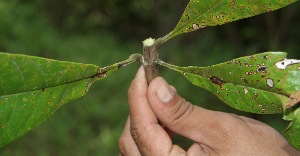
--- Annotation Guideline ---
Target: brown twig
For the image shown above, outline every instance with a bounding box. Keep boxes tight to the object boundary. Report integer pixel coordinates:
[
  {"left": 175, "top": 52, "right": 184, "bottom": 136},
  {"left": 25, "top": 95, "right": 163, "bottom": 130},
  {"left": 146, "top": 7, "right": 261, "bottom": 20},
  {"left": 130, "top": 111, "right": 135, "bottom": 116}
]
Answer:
[{"left": 142, "top": 38, "right": 160, "bottom": 84}]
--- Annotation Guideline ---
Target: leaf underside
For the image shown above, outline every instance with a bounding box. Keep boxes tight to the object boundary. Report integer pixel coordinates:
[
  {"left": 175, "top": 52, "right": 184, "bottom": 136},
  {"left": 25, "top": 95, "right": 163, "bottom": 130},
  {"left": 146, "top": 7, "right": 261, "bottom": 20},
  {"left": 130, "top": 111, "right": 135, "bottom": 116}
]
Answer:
[
  {"left": 165, "top": 0, "right": 297, "bottom": 40},
  {"left": 0, "top": 52, "right": 139, "bottom": 148},
  {"left": 158, "top": 52, "right": 300, "bottom": 149}
]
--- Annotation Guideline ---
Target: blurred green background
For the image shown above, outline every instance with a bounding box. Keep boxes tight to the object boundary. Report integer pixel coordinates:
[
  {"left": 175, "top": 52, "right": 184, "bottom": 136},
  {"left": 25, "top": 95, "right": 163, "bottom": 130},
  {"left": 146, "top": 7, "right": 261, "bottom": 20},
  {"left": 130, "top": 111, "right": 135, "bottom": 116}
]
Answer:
[{"left": 0, "top": 0, "right": 299, "bottom": 155}]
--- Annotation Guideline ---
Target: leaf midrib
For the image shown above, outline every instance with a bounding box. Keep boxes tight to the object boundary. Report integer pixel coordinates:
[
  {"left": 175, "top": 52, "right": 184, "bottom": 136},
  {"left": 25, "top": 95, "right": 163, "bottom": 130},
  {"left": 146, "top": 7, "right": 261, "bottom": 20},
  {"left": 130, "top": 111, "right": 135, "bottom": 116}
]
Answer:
[{"left": 0, "top": 75, "right": 96, "bottom": 97}]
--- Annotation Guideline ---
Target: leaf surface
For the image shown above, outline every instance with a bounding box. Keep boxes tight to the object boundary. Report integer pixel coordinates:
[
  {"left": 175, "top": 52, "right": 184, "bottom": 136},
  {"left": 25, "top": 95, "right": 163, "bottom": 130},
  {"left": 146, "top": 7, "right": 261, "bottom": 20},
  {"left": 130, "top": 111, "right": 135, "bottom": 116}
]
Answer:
[
  {"left": 0, "top": 52, "right": 98, "bottom": 95},
  {"left": 283, "top": 105, "right": 300, "bottom": 150},
  {"left": 164, "top": 0, "right": 297, "bottom": 41},
  {"left": 0, "top": 52, "right": 140, "bottom": 147},
  {"left": 158, "top": 52, "right": 300, "bottom": 114},
  {"left": 0, "top": 78, "right": 95, "bottom": 147}
]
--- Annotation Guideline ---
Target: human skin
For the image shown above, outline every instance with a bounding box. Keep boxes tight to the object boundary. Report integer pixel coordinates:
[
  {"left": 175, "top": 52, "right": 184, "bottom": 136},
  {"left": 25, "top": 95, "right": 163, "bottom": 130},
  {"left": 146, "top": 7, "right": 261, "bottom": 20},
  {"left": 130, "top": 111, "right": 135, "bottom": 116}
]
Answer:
[{"left": 118, "top": 67, "right": 300, "bottom": 156}]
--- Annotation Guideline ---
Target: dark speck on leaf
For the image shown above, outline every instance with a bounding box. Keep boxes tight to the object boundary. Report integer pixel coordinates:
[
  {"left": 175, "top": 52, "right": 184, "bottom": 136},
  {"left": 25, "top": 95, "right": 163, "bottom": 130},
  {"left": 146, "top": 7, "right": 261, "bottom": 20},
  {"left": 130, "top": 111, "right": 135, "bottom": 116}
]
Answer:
[
  {"left": 257, "top": 66, "right": 267, "bottom": 72},
  {"left": 210, "top": 76, "right": 226, "bottom": 86}
]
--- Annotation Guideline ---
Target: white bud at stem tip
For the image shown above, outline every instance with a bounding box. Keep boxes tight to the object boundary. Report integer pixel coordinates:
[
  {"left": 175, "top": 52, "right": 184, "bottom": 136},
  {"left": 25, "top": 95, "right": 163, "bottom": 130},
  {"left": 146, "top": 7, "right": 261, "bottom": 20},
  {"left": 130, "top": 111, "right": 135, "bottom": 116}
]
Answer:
[{"left": 143, "top": 38, "right": 155, "bottom": 47}]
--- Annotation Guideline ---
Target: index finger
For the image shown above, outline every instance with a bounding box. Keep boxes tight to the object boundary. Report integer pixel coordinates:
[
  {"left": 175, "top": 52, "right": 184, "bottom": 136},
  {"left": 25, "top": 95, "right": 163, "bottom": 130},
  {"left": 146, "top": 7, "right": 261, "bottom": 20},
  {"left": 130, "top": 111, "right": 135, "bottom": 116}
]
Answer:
[{"left": 128, "top": 67, "right": 179, "bottom": 155}]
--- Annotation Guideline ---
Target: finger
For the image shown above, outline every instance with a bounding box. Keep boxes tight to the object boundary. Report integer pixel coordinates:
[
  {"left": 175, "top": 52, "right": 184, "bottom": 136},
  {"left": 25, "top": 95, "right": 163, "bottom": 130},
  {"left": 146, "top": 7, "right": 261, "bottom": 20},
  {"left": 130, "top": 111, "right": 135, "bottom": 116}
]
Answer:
[
  {"left": 187, "top": 143, "right": 212, "bottom": 156},
  {"left": 170, "top": 85, "right": 177, "bottom": 93},
  {"left": 159, "top": 86, "right": 176, "bottom": 139},
  {"left": 119, "top": 116, "right": 140, "bottom": 156},
  {"left": 147, "top": 77, "right": 240, "bottom": 149},
  {"left": 128, "top": 67, "right": 185, "bottom": 155},
  {"left": 128, "top": 66, "right": 156, "bottom": 126}
]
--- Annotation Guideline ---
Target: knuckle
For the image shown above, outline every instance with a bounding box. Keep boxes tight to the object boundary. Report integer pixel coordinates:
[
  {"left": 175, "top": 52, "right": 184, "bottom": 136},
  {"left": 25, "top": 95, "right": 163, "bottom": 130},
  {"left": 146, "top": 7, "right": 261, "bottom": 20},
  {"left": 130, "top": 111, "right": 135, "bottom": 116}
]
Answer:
[
  {"left": 130, "top": 125, "right": 143, "bottom": 142},
  {"left": 130, "top": 123, "right": 148, "bottom": 145},
  {"left": 130, "top": 123, "right": 155, "bottom": 154},
  {"left": 167, "top": 98, "right": 195, "bottom": 128}
]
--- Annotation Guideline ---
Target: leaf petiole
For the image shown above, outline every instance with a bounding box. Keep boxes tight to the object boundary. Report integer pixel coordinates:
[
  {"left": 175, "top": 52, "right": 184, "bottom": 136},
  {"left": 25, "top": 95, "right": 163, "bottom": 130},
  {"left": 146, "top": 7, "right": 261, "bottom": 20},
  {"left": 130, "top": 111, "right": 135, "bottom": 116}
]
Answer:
[{"left": 93, "top": 53, "right": 142, "bottom": 79}]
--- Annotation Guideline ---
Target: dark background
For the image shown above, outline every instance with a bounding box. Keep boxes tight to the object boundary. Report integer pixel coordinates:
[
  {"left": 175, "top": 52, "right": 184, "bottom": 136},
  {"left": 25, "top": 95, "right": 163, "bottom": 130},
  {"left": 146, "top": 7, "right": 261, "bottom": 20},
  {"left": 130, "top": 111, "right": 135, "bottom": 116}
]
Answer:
[{"left": 0, "top": 0, "right": 299, "bottom": 155}]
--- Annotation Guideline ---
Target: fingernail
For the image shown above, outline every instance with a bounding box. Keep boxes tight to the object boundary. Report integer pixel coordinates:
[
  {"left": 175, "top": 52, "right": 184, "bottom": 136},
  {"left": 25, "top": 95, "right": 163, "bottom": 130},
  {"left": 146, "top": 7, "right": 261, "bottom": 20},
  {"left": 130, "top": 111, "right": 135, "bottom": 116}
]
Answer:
[{"left": 155, "top": 79, "right": 175, "bottom": 103}]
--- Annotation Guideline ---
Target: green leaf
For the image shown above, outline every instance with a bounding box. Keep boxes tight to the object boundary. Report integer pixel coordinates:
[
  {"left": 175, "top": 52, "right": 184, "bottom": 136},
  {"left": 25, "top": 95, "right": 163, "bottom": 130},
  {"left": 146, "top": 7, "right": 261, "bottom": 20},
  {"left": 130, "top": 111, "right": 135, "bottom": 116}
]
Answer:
[
  {"left": 0, "top": 52, "right": 140, "bottom": 148},
  {"left": 283, "top": 105, "right": 300, "bottom": 150},
  {"left": 0, "top": 53, "right": 99, "bottom": 95},
  {"left": 163, "top": 0, "right": 297, "bottom": 41},
  {"left": 0, "top": 78, "right": 95, "bottom": 148},
  {"left": 157, "top": 52, "right": 300, "bottom": 114}
]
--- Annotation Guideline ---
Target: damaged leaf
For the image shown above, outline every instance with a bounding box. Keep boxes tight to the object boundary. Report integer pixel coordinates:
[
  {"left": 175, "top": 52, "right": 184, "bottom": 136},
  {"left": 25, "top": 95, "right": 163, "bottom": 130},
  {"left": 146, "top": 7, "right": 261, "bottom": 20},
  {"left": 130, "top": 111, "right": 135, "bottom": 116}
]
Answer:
[
  {"left": 162, "top": 0, "right": 297, "bottom": 42},
  {"left": 157, "top": 52, "right": 300, "bottom": 114},
  {"left": 0, "top": 52, "right": 140, "bottom": 148}
]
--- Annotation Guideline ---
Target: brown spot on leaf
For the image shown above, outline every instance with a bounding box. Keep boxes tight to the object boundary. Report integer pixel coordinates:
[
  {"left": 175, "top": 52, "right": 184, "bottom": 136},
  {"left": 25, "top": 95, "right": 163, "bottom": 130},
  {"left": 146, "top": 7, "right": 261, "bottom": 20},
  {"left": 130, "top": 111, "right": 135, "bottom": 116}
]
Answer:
[
  {"left": 286, "top": 91, "right": 300, "bottom": 108},
  {"left": 210, "top": 76, "right": 226, "bottom": 86},
  {"left": 230, "top": 0, "right": 235, "bottom": 6},
  {"left": 257, "top": 66, "right": 267, "bottom": 72},
  {"left": 98, "top": 73, "right": 107, "bottom": 78},
  {"left": 192, "top": 24, "right": 200, "bottom": 30},
  {"left": 244, "top": 87, "right": 248, "bottom": 94}
]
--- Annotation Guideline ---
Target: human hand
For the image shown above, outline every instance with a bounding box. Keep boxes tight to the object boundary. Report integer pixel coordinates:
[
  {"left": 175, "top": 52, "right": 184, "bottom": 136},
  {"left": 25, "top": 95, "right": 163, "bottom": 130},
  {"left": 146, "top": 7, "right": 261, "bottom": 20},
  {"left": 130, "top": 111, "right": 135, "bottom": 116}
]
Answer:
[{"left": 119, "top": 67, "right": 300, "bottom": 156}]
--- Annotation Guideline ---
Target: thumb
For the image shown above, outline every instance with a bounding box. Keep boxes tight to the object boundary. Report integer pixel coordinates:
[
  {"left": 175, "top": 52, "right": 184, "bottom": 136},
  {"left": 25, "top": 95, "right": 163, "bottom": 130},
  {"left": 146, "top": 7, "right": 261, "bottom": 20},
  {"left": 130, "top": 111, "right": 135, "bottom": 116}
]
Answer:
[{"left": 147, "top": 77, "right": 235, "bottom": 148}]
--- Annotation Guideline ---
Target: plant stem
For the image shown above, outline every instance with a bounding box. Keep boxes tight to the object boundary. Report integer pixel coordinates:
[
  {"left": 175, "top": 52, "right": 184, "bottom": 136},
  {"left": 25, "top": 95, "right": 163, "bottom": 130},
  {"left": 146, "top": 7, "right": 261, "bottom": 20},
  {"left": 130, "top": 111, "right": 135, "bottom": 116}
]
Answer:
[{"left": 143, "top": 38, "right": 159, "bottom": 84}]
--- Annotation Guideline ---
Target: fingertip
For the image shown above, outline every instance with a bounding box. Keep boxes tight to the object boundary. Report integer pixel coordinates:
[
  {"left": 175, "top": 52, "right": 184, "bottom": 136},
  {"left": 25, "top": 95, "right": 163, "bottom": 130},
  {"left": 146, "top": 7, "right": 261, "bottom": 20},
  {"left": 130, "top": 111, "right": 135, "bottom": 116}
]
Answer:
[
  {"left": 135, "top": 66, "right": 145, "bottom": 79},
  {"left": 128, "top": 66, "right": 157, "bottom": 126},
  {"left": 128, "top": 66, "right": 147, "bottom": 97}
]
